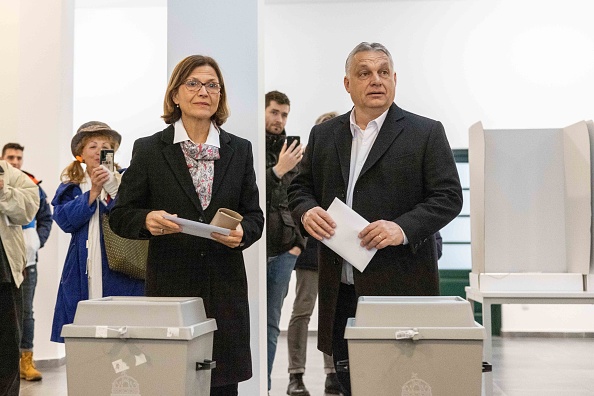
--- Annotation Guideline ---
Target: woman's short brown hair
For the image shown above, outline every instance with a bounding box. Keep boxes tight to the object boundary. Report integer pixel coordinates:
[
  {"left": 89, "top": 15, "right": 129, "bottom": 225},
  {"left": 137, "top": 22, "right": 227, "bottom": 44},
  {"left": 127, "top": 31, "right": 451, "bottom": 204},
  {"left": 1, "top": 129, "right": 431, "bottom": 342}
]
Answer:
[{"left": 162, "top": 55, "right": 230, "bottom": 126}]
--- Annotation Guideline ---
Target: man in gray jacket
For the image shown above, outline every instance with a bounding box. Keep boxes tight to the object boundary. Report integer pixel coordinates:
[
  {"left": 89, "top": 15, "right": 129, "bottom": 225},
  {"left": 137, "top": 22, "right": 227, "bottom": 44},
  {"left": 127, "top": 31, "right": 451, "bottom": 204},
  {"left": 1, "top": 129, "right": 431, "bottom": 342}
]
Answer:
[{"left": 0, "top": 159, "right": 39, "bottom": 395}]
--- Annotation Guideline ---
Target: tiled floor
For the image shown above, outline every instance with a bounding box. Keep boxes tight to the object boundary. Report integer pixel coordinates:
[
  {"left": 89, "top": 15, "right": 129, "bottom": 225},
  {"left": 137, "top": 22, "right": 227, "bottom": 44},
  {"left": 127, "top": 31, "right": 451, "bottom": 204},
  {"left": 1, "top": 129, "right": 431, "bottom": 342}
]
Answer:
[{"left": 20, "top": 335, "right": 594, "bottom": 395}]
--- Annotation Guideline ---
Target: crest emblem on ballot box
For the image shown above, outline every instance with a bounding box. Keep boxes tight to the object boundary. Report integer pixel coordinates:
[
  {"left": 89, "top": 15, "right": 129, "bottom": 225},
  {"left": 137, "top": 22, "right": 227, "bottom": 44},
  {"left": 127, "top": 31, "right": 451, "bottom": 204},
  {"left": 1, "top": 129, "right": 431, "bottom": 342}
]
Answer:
[
  {"left": 401, "top": 373, "right": 432, "bottom": 396},
  {"left": 111, "top": 371, "right": 141, "bottom": 396}
]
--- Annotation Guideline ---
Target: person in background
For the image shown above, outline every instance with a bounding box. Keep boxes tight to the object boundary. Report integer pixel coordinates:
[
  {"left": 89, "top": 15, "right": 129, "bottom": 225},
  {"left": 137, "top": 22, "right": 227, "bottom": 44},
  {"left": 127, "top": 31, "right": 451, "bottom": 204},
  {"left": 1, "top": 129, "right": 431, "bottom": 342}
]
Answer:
[
  {"left": 265, "top": 90, "right": 306, "bottom": 393},
  {"left": 286, "top": 112, "right": 341, "bottom": 396},
  {"left": 288, "top": 42, "right": 462, "bottom": 395},
  {"left": 1, "top": 143, "right": 52, "bottom": 382},
  {"left": 0, "top": 158, "right": 39, "bottom": 396},
  {"left": 109, "top": 55, "right": 264, "bottom": 396},
  {"left": 50, "top": 122, "right": 144, "bottom": 344}
]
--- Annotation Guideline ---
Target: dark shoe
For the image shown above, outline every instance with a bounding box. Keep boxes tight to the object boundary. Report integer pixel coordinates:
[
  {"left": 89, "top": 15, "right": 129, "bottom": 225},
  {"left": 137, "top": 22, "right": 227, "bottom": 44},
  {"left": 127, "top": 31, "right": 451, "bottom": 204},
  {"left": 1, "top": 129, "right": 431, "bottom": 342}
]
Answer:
[
  {"left": 324, "top": 372, "right": 342, "bottom": 394},
  {"left": 287, "top": 373, "right": 310, "bottom": 396}
]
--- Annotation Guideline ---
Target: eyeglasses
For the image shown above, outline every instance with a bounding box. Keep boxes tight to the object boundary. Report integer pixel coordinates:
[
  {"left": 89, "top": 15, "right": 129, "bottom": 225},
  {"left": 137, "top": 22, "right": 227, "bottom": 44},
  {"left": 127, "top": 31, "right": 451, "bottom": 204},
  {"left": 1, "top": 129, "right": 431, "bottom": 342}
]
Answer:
[{"left": 182, "top": 80, "right": 222, "bottom": 94}]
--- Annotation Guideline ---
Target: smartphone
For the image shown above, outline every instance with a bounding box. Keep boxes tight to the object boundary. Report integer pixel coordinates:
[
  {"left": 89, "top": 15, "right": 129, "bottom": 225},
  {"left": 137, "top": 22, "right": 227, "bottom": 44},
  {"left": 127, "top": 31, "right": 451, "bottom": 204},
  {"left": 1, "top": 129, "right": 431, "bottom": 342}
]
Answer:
[
  {"left": 100, "top": 149, "right": 115, "bottom": 172},
  {"left": 285, "top": 136, "right": 301, "bottom": 147}
]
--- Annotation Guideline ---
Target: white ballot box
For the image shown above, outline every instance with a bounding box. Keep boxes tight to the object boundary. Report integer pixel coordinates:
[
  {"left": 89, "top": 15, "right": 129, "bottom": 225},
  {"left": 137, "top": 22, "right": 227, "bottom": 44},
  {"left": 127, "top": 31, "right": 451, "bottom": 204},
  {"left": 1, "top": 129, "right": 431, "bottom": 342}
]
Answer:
[
  {"left": 344, "top": 296, "right": 485, "bottom": 396},
  {"left": 61, "top": 296, "right": 217, "bottom": 396},
  {"left": 469, "top": 120, "right": 594, "bottom": 291}
]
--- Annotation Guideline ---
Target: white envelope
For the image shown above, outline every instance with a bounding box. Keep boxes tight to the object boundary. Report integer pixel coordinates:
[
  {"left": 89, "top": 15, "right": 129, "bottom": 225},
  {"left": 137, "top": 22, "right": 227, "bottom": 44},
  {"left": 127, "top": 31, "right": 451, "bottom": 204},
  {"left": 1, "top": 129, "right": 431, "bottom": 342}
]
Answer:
[{"left": 322, "top": 198, "right": 377, "bottom": 272}]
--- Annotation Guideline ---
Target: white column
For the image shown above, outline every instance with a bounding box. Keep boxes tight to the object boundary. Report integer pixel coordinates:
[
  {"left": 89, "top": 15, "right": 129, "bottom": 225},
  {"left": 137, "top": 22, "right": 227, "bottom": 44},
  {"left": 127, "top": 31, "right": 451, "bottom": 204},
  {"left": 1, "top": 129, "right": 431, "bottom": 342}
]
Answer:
[
  {"left": 167, "top": 1, "right": 265, "bottom": 394},
  {"left": 0, "top": 0, "right": 74, "bottom": 362}
]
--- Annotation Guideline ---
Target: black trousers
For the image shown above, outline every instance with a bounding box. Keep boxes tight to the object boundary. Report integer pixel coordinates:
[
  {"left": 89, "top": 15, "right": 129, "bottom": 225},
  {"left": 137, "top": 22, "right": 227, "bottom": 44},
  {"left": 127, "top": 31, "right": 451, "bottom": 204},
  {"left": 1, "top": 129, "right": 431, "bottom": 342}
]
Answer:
[
  {"left": 210, "top": 383, "right": 238, "bottom": 396},
  {"left": 0, "top": 280, "right": 22, "bottom": 396},
  {"left": 331, "top": 283, "right": 358, "bottom": 396}
]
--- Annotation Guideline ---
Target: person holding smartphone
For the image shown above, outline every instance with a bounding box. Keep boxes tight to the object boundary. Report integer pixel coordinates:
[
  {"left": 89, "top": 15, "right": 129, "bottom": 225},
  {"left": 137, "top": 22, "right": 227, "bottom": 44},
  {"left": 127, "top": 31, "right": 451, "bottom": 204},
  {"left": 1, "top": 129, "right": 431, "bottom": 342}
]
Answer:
[
  {"left": 50, "top": 121, "right": 144, "bottom": 344},
  {"left": 264, "top": 90, "right": 306, "bottom": 393}
]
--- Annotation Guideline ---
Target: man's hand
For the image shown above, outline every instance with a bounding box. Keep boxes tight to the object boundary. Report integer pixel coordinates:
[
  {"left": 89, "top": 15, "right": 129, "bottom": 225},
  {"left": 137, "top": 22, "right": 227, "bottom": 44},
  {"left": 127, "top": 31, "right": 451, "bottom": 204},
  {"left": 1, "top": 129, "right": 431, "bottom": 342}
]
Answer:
[
  {"left": 359, "top": 220, "right": 404, "bottom": 250},
  {"left": 301, "top": 206, "right": 336, "bottom": 241},
  {"left": 273, "top": 140, "right": 303, "bottom": 178}
]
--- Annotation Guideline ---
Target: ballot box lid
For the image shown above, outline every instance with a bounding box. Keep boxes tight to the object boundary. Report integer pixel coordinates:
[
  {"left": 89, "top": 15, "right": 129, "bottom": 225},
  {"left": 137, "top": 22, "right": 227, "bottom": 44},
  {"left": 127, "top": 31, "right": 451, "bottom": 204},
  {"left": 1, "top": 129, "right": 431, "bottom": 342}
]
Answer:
[
  {"left": 61, "top": 296, "right": 216, "bottom": 340},
  {"left": 354, "top": 296, "right": 475, "bottom": 328}
]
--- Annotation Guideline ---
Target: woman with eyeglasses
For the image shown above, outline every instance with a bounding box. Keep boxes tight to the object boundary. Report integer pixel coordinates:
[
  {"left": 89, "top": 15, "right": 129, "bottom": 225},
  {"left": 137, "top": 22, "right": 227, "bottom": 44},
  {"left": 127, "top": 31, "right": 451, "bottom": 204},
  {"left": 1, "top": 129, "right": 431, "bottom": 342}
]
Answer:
[{"left": 109, "top": 55, "right": 264, "bottom": 396}]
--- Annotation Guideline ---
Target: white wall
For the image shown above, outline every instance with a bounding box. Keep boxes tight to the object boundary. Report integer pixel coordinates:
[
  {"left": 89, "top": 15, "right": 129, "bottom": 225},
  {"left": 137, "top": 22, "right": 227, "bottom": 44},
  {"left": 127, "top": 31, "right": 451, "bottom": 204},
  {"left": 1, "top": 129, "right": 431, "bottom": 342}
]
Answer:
[
  {"left": 0, "top": 0, "right": 75, "bottom": 362},
  {"left": 74, "top": 0, "right": 167, "bottom": 168},
  {"left": 265, "top": 0, "right": 594, "bottom": 149}
]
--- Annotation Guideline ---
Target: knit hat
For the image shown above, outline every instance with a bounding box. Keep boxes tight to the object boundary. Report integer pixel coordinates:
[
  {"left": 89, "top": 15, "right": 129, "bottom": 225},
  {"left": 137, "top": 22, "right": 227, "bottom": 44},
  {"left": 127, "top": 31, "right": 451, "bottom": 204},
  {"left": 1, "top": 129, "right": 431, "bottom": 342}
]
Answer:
[{"left": 70, "top": 121, "right": 122, "bottom": 157}]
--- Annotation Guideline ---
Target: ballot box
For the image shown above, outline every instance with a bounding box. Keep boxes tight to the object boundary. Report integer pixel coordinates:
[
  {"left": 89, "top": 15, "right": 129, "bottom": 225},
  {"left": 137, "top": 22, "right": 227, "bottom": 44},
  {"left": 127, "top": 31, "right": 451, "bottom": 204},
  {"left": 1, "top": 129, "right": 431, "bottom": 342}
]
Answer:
[
  {"left": 344, "top": 296, "right": 485, "bottom": 396},
  {"left": 61, "top": 296, "right": 217, "bottom": 396}
]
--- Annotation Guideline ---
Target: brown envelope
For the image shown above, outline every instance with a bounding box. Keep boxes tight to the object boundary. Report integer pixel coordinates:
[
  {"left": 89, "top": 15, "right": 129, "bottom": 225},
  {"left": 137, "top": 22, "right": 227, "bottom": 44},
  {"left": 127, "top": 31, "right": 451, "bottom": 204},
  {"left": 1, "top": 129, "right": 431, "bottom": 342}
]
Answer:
[{"left": 210, "top": 208, "right": 243, "bottom": 230}]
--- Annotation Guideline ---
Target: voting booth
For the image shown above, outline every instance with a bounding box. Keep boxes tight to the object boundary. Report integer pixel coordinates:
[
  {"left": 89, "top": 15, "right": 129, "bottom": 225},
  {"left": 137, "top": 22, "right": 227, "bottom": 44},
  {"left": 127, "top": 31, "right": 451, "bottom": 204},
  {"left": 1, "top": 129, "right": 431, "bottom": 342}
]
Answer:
[
  {"left": 344, "top": 296, "right": 485, "bottom": 396},
  {"left": 61, "top": 296, "right": 217, "bottom": 396},
  {"left": 469, "top": 120, "right": 594, "bottom": 291}
]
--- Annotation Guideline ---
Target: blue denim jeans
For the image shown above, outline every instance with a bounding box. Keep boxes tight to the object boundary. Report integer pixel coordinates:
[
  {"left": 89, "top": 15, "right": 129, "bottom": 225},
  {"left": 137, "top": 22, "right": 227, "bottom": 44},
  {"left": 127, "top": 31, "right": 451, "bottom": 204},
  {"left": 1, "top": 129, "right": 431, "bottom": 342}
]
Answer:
[
  {"left": 20, "top": 265, "right": 37, "bottom": 350},
  {"left": 267, "top": 251, "right": 297, "bottom": 390}
]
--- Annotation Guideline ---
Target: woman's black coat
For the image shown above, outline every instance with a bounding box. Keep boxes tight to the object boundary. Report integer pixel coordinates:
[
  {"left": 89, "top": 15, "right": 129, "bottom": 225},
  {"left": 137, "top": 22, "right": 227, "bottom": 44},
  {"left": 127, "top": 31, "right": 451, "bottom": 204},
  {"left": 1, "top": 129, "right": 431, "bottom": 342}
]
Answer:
[{"left": 110, "top": 125, "right": 264, "bottom": 387}]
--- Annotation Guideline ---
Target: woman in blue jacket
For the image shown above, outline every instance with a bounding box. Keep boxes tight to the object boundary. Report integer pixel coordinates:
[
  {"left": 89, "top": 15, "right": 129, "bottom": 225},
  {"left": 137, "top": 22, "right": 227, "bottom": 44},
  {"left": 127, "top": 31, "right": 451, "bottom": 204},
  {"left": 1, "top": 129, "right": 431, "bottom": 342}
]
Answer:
[{"left": 50, "top": 121, "right": 144, "bottom": 343}]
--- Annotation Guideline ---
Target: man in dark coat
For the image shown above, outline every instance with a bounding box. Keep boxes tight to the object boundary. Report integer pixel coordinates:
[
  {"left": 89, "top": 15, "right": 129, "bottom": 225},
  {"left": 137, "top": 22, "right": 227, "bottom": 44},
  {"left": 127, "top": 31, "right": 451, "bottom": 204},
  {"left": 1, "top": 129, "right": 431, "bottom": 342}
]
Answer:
[{"left": 288, "top": 42, "right": 463, "bottom": 395}]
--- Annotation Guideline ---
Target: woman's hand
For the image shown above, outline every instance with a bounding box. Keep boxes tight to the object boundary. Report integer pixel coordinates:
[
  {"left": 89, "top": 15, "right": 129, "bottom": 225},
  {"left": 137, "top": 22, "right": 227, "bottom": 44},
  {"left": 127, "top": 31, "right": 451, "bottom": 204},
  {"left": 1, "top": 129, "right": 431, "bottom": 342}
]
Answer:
[
  {"left": 88, "top": 166, "right": 110, "bottom": 204},
  {"left": 211, "top": 223, "right": 244, "bottom": 248},
  {"left": 145, "top": 210, "right": 182, "bottom": 236},
  {"left": 100, "top": 165, "right": 119, "bottom": 197}
]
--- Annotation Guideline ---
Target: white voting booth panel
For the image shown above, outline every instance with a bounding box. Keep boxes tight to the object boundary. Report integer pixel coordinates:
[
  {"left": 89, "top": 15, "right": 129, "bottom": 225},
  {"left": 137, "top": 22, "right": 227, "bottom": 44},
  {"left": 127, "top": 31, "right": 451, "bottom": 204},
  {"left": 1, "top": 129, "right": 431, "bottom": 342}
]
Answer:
[
  {"left": 345, "top": 296, "right": 485, "bottom": 396},
  {"left": 469, "top": 121, "right": 594, "bottom": 291},
  {"left": 61, "top": 297, "right": 217, "bottom": 396},
  {"left": 588, "top": 120, "right": 594, "bottom": 290}
]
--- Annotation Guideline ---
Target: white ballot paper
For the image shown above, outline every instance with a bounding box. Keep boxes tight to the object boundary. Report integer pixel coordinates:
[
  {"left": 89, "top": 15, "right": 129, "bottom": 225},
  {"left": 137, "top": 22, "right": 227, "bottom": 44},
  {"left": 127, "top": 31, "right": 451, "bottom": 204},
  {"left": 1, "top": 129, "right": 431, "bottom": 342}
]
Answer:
[
  {"left": 322, "top": 198, "right": 377, "bottom": 272},
  {"left": 163, "top": 215, "right": 230, "bottom": 240}
]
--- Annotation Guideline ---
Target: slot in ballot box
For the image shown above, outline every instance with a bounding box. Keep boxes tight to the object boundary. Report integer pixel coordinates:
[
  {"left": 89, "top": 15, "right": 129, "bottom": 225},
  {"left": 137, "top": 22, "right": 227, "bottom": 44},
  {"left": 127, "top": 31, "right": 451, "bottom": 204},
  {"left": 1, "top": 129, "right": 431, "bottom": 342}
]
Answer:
[
  {"left": 61, "top": 296, "right": 217, "bottom": 396},
  {"left": 344, "top": 296, "right": 485, "bottom": 396}
]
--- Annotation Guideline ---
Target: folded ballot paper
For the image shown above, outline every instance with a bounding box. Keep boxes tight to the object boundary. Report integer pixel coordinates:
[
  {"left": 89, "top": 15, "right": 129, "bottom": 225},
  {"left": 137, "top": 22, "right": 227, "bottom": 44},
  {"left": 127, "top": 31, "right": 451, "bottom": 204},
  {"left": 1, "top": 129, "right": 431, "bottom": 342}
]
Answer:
[
  {"left": 322, "top": 198, "right": 377, "bottom": 272},
  {"left": 210, "top": 208, "right": 243, "bottom": 230}
]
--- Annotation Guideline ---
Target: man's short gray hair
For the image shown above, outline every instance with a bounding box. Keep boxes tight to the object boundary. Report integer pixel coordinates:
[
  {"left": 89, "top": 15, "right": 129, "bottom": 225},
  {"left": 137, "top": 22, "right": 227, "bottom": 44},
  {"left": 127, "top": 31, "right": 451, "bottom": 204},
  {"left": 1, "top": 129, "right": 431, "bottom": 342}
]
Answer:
[{"left": 345, "top": 42, "right": 394, "bottom": 75}]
